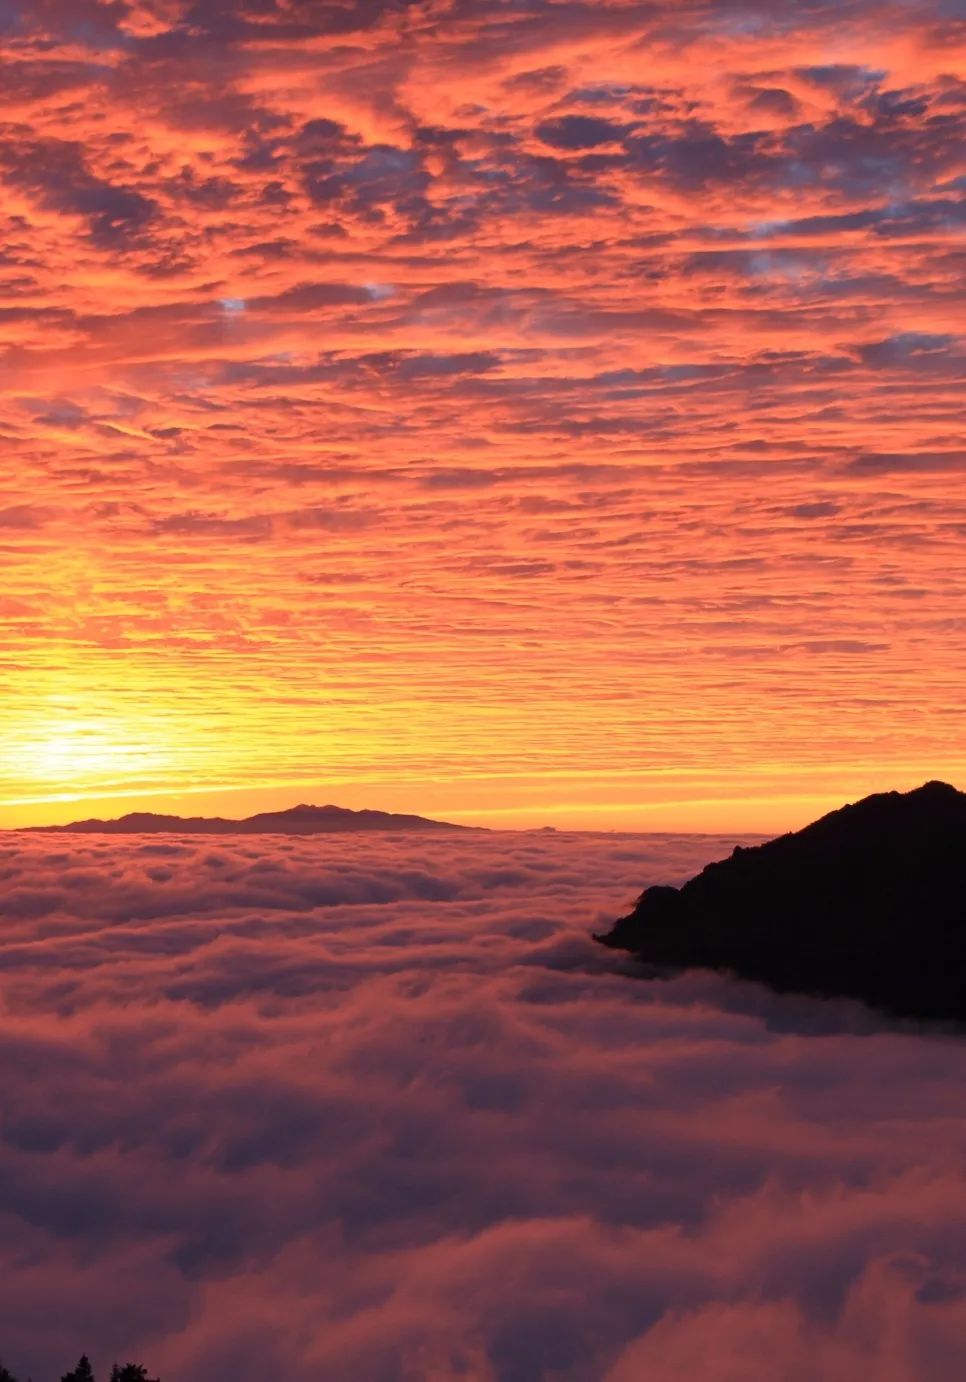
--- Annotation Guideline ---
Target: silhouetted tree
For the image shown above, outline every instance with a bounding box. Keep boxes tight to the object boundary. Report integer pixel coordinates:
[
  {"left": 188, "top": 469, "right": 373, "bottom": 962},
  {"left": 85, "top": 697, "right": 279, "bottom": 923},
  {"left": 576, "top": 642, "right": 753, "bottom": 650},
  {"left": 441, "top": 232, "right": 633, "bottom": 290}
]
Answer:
[
  {"left": 110, "top": 1366, "right": 159, "bottom": 1382},
  {"left": 61, "top": 1359, "right": 95, "bottom": 1382},
  {"left": 0, "top": 1359, "right": 20, "bottom": 1382}
]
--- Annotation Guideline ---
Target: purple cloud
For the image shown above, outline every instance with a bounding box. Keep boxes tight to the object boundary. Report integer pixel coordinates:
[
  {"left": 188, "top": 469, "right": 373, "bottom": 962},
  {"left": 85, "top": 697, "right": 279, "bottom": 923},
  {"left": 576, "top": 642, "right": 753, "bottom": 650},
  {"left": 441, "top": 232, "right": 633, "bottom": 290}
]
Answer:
[{"left": 0, "top": 830, "right": 962, "bottom": 1381}]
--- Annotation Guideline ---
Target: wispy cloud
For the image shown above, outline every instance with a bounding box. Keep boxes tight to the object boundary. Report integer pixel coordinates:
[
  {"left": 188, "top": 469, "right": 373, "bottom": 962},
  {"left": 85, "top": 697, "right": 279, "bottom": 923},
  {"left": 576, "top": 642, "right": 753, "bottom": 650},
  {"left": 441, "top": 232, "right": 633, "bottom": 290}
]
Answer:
[{"left": 0, "top": 0, "right": 963, "bottom": 818}]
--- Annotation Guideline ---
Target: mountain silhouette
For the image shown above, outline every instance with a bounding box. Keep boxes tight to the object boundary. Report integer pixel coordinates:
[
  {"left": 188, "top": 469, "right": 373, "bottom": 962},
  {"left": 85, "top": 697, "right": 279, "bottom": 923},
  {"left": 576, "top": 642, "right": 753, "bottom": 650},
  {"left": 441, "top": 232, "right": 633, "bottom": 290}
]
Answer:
[
  {"left": 26, "top": 804, "right": 476, "bottom": 835},
  {"left": 597, "top": 781, "right": 966, "bottom": 1021}
]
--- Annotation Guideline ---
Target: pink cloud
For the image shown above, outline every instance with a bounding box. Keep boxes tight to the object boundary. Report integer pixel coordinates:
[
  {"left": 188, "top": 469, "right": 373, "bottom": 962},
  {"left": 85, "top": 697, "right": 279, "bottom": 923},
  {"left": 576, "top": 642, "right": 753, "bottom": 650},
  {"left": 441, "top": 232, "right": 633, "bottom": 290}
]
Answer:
[
  {"left": 0, "top": 830, "right": 962, "bottom": 1380},
  {"left": 0, "top": 0, "right": 963, "bottom": 821}
]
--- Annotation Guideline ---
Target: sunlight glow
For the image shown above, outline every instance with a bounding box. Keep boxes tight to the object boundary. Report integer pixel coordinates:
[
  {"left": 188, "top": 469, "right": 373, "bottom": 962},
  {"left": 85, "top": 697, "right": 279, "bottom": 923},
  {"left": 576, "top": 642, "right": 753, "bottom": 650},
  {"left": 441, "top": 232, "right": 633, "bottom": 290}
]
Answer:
[{"left": 5, "top": 705, "right": 176, "bottom": 801}]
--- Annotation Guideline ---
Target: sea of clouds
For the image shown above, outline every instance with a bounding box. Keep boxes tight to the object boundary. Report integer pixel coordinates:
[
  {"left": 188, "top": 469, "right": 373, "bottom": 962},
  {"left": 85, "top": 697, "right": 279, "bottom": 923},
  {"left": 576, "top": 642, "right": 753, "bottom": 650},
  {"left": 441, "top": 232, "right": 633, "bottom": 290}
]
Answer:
[{"left": 0, "top": 829, "right": 963, "bottom": 1381}]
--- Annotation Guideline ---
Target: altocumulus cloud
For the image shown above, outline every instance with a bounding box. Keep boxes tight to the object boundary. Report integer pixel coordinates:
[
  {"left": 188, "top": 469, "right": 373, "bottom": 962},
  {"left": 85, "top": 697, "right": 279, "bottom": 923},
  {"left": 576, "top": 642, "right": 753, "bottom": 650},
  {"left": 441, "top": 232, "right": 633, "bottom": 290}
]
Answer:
[
  {"left": 0, "top": 830, "right": 963, "bottom": 1381},
  {"left": 0, "top": 0, "right": 964, "bottom": 822}
]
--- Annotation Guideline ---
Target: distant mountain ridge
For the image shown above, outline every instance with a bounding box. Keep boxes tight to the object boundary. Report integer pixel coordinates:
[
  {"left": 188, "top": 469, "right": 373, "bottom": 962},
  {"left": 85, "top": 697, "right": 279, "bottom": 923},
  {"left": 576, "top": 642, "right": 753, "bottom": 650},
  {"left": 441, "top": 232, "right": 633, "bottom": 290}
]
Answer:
[
  {"left": 597, "top": 781, "right": 966, "bottom": 1021},
  {"left": 25, "top": 803, "right": 476, "bottom": 835}
]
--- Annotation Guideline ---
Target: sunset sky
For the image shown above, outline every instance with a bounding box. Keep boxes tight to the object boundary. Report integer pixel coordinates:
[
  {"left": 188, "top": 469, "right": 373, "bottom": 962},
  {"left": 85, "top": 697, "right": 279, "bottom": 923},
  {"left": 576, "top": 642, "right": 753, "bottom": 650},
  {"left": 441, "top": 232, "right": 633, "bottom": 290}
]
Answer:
[{"left": 1, "top": 0, "right": 963, "bottom": 830}]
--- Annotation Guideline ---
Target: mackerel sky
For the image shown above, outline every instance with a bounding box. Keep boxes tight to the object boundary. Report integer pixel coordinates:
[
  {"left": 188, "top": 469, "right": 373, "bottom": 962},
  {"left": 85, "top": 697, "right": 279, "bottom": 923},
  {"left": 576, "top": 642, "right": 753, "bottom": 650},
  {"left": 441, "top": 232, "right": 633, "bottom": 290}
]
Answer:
[{"left": 0, "top": 0, "right": 963, "bottom": 827}]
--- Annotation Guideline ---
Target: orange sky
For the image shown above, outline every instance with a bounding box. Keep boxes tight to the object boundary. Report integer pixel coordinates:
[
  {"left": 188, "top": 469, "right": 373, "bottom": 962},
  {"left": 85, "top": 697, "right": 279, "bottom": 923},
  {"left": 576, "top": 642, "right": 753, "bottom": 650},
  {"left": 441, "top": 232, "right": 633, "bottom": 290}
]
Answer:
[{"left": 0, "top": 0, "right": 963, "bottom": 831}]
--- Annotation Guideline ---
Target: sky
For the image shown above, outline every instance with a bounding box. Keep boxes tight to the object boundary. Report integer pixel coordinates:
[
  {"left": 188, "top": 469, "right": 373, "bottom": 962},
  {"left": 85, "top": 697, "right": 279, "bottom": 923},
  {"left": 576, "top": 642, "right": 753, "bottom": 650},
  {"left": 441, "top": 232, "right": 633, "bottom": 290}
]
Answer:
[
  {"left": 0, "top": 0, "right": 964, "bottom": 829},
  {"left": 1, "top": 828, "right": 963, "bottom": 1382}
]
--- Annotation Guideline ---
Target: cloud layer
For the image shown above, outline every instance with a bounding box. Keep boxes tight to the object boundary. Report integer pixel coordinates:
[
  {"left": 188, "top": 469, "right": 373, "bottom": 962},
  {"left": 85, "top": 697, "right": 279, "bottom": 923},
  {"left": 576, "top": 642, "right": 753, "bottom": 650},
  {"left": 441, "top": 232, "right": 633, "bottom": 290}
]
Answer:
[
  {"left": 0, "top": 829, "right": 963, "bottom": 1380},
  {"left": 0, "top": 0, "right": 964, "bottom": 821}
]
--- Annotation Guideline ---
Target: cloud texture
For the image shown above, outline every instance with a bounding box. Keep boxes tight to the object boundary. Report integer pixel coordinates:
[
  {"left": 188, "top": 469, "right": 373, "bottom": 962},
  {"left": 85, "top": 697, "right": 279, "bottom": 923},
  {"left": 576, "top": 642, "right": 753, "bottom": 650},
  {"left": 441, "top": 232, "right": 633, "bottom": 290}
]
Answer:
[
  {"left": 0, "top": 0, "right": 964, "bottom": 823},
  {"left": 0, "top": 829, "right": 963, "bottom": 1380}
]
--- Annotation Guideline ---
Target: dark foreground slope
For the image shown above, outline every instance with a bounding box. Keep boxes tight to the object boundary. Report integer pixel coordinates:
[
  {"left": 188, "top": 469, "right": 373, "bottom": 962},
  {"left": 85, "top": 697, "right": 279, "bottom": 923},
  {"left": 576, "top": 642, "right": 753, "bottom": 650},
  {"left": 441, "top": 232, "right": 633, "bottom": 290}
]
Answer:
[
  {"left": 597, "top": 781, "right": 966, "bottom": 1020},
  {"left": 27, "top": 804, "right": 474, "bottom": 835}
]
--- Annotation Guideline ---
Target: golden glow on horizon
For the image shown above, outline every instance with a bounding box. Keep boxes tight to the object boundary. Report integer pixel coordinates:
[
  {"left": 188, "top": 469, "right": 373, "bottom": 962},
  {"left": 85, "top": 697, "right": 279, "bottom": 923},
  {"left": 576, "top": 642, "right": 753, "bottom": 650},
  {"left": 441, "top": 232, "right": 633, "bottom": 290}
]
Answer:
[
  {"left": 14, "top": 719, "right": 172, "bottom": 794},
  {"left": 2, "top": 762, "right": 958, "bottom": 834}
]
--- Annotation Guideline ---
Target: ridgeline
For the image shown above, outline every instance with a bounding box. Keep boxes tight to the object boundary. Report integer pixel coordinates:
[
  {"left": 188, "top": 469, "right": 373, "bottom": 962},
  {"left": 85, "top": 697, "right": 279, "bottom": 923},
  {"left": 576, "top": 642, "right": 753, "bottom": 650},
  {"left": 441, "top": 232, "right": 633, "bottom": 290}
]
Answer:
[{"left": 597, "top": 781, "right": 966, "bottom": 1021}]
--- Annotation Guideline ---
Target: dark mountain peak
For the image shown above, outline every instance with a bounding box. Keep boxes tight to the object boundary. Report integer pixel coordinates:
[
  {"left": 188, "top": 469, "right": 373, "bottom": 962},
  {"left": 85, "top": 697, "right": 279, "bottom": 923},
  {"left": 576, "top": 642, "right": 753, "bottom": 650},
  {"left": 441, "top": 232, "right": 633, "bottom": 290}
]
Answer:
[
  {"left": 904, "top": 779, "right": 965, "bottom": 810},
  {"left": 763, "top": 779, "right": 966, "bottom": 851},
  {"left": 24, "top": 803, "right": 476, "bottom": 835},
  {"left": 60, "top": 811, "right": 207, "bottom": 831},
  {"left": 914, "top": 778, "right": 959, "bottom": 795},
  {"left": 830, "top": 777, "right": 961, "bottom": 817},
  {"left": 598, "top": 782, "right": 966, "bottom": 1021}
]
